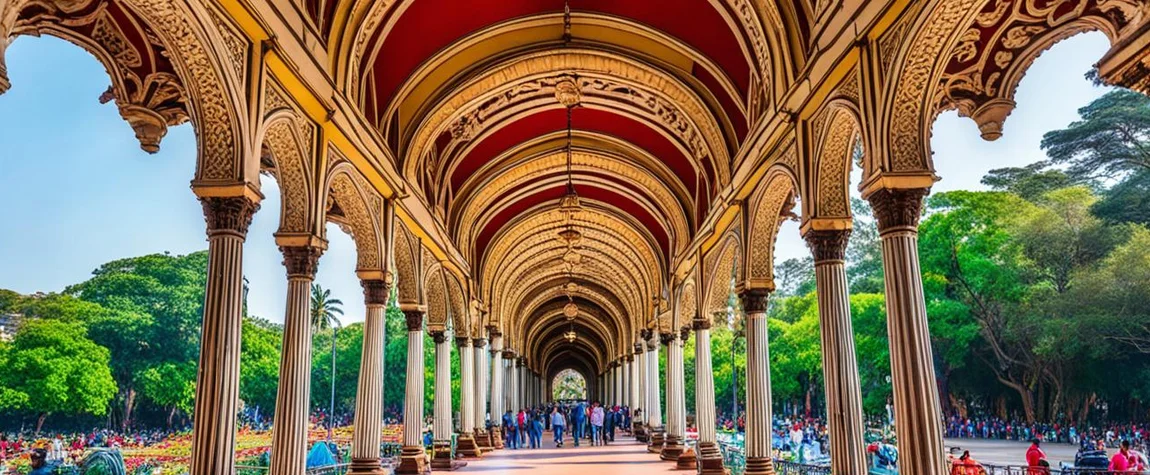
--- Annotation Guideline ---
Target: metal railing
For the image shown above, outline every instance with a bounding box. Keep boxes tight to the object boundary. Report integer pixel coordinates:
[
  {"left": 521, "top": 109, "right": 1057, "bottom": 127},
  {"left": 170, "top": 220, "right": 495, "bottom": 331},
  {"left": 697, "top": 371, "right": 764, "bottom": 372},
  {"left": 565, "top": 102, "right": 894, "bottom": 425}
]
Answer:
[
  {"left": 952, "top": 465, "right": 1132, "bottom": 475},
  {"left": 235, "top": 463, "right": 351, "bottom": 475},
  {"left": 773, "top": 460, "right": 832, "bottom": 475}
]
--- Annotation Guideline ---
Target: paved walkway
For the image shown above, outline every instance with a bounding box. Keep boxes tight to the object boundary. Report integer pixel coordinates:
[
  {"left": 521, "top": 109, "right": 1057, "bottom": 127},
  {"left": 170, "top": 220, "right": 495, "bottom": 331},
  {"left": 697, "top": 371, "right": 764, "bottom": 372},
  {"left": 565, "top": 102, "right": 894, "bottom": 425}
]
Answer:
[{"left": 461, "top": 435, "right": 677, "bottom": 474}]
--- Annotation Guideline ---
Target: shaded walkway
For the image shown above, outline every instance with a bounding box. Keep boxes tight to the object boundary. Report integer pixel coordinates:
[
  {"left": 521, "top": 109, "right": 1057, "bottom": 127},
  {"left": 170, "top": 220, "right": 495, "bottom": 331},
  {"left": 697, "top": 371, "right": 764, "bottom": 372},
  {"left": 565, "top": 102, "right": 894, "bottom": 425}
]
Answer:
[{"left": 461, "top": 435, "right": 676, "bottom": 474}]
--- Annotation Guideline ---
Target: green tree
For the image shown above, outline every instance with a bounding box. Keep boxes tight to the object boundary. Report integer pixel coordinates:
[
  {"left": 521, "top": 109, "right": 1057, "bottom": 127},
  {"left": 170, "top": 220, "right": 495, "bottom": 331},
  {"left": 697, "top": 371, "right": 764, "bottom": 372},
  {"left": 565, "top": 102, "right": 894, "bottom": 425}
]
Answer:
[
  {"left": 981, "top": 163, "right": 1077, "bottom": 201},
  {"left": 1042, "top": 89, "right": 1150, "bottom": 180},
  {"left": 0, "top": 320, "right": 117, "bottom": 433},
  {"left": 310, "top": 285, "right": 344, "bottom": 332},
  {"left": 240, "top": 317, "right": 282, "bottom": 414},
  {"left": 137, "top": 362, "right": 195, "bottom": 428}
]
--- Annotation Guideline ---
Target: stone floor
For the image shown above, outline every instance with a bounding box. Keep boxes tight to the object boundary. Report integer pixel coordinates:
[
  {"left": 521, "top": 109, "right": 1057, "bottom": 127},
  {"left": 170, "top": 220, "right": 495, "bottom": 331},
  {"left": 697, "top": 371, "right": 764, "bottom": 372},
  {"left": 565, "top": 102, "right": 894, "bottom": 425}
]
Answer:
[{"left": 459, "top": 435, "right": 678, "bottom": 474}]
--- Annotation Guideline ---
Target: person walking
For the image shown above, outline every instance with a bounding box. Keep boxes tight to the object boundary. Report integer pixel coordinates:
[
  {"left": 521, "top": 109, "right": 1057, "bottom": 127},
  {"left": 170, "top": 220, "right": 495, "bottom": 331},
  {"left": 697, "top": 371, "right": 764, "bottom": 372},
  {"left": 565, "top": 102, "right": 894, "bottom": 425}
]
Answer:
[
  {"left": 605, "top": 405, "right": 616, "bottom": 443},
  {"left": 1026, "top": 438, "right": 1049, "bottom": 475},
  {"left": 571, "top": 401, "right": 587, "bottom": 447},
  {"left": 528, "top": 412, "right": 543, "bottom": 449},
  {"left": 517, "top": 408, "right": 528, "bottom": 447},
  {"left": 590, "top": 402, "right": 605, "bottom": 447},
  {"left": 552, "top": 407, "right": 567, "bottom": 447},
  {"left": 503, "top": 409, "right": 519, "bottom": 449},
  {"left": 1110, "top": 440, "right": 1136, "bottom": 471}
]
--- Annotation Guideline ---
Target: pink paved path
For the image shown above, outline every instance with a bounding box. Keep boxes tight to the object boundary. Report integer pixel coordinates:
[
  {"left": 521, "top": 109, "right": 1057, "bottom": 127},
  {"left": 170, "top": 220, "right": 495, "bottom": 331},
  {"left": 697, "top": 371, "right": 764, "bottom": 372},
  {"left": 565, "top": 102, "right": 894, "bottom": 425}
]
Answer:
[{"left": 458, "top": 435, "right": 680, "bottom": 474}]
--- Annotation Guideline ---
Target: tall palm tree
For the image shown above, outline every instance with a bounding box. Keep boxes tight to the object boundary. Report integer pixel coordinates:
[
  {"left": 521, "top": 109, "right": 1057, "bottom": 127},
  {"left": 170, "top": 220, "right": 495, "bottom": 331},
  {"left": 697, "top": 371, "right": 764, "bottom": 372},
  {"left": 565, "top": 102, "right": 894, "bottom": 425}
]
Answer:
[
  {"left": 310, "top": 284, "right": 344, "bottom": 332},
  {"left": 310, "top": 284, "right": 343, "bottom": 438}
]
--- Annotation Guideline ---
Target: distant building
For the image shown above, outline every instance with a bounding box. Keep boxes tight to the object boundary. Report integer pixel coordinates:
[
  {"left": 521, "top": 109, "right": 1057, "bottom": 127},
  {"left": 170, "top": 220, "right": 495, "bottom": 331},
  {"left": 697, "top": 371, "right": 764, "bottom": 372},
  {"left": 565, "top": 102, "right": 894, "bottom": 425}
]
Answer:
[{"left": 0, "top": 313, "right": 21, "bottom": 341}]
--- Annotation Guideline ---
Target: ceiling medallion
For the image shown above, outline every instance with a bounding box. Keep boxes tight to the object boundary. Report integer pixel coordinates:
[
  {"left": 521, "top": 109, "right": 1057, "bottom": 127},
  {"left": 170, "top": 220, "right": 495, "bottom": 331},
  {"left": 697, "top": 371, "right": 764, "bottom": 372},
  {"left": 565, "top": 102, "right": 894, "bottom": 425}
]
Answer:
[
  {"left": 554, "top": 77, "right": 582, "bottom": 108},
  {"left": 564, "top": 329, "right": 577, "bottom": 344},
  {"left": 563, "top": 301, "right": 579, "bottom": 319}
]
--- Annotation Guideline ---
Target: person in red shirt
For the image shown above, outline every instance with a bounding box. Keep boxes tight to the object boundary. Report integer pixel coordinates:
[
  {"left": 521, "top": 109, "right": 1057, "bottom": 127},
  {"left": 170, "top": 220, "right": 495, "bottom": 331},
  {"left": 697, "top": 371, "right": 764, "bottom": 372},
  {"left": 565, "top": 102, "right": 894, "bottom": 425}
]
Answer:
[
  {"left": 1026, "top": 438, "right": 1049, "bottom": 474},
  {"left": 1110, "top": 440, "right": 1135, "bottom": 471}
]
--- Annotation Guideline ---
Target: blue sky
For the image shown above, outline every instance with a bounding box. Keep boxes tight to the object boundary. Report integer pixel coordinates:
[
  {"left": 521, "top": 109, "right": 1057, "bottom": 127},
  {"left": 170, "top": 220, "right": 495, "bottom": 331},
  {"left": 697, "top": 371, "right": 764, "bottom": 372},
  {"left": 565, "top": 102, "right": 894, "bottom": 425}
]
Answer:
[{"left": 0, "top": 33, "right": 1113, "bottom": 324}]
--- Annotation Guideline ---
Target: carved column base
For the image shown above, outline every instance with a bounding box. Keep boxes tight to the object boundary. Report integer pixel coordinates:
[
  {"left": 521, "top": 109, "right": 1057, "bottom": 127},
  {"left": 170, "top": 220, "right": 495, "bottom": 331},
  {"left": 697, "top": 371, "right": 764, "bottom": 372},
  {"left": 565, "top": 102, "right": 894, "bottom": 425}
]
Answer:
[
  {"left": 696, "top": 442, "right": 729, "bottom": 475},
  {"left": 395, "top": 446, "right": 427, "bottom": 474},
  {"left": 431, "top": 441, "right": 466, "bottom": 471},
  {"left": 456, "top": 433, "right": 482, "bottom": 458},
  {"left": 475, "top": 429, "right": 492, "bottom": 452},
  {"left": 660, "top": 435, "right": 685, "bottom": 461},
  {"left": 675, "top": 447, "right": 697, "bottom": 470},
  {"left": 744, "top": 456, "right": 776, "bottom": 475},
  {"left": 349, "top": 457, "right": 386, "bottom": 475},
  {"left": 490, "top": 427, "right": 504, "bottom": 449},
  {"left": 648, "top": 430, "right": 666, "bottom": 453},
  {"left": 633, "top": 423, "right": 648, "bottom": 443}
]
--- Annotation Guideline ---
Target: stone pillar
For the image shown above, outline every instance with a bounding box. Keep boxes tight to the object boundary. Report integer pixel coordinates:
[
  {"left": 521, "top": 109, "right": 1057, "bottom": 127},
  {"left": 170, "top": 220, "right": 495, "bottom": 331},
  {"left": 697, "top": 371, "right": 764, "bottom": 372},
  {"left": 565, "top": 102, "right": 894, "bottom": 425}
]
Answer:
[
  {"left": 190, "top": 196, "right": 258, "bottom": 475},
  {"left": 646, "top": 331, "right": 665, "bottom": 453},
  {"left": 431, "top": 330, "right": 464, "bottom": 470},
  {"left": 740, "top": 289, "right": 775, "bottom": 475},
  {"left": 396, "top": 309, "right": 427, "bottom": 474},
  {"left": 488, "top": 331, "right": 505, "bottom": 449},
  {"left": 268, "top": 245, "right": 322, "bottom": 475},
  {"left": 615, "top": 361, "right": 624, "bottom": 407},
  {"left": 693, "top": 317, "right": 727, "bottom": 474},
  {"left": 661, "top": 331, "right": 686, "bottom": 461},
  {"left": 629, "top": 354, "right": 640, "bottom": 414},
  {"left": 806, "top": 229, "right": 868, "bottom": 475},
  {"left": 473, "top": 338, "right": 491, "bottom": 451},
  {"left": 456, "top": 337, "right": 481, "bottom": 457},
  {"left": 868, "top": 187, "right": 946, "bottom": 475},
  {"left": 348, "top": 280, "right": 388, "bottom": 475},
  {"left": 633, "top": 342, "right": 649, "bottom": 441}
]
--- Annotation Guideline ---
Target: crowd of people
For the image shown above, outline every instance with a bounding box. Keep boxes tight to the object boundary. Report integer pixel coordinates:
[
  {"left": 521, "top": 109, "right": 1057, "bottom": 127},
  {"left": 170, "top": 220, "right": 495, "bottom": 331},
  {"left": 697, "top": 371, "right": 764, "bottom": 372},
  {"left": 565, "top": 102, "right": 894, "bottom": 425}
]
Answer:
[
  {"left": 495, "top": 401, "right": 633, "bottom": 449},
  {"left": 945, "top": 413, "right": 1150, "bottom": 449}
]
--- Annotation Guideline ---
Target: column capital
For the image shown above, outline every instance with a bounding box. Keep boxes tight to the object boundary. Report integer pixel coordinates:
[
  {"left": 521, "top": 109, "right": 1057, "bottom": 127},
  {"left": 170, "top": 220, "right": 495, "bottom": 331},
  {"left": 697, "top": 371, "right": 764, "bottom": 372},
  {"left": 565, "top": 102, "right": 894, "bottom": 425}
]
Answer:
[
  {"left": 403, "top": 310, "right": 424, "bottom": 332},
  {"left": 473, "top": 338, "right": 487, "bottom": 348},
  {"left": 738, "top": 288, "right": 771, "bottom": 314},
  {"left": 200, "top": 196, "right": 259, "bottom": 238},
  {"left": 502, "top": 349, "right": 516, "bottom": 360},
  {"left": 804, "top": 229, "right": 852, "bottom": 264},
  {"left": 361, "top": 279, "right": 390, "bottom": 306},
  {"left": 429, "top": 330, "right": 448, "bottom": 344},
  {"left": 679, "top": 325, "right": 691, "bottom": 342},
  {"left": 455, "top": 336, "right": 471, "bottom": 348},
  {"left": 486, "top": 325, "right": 502, "bottom": 338},
  {"left": 280, "top": 245, "right": 323, "bottom": 279},
  {"left": 639, "top": 328, "right": 653, "bottom": 341},
  {"left": 634, "top": 343, "right": 644, "bottom": 355},
  {"left": 866, "top": 187, "right": 930, "bottom": 235},
  {"left": 624, "top": 354, "right": 634, "bottom": 363},
  {"left": 659, "top": 331, "right": 677, "bottom": 345},
  {"left": 692, "top": 316, "right": 713, "bottom": 331}
]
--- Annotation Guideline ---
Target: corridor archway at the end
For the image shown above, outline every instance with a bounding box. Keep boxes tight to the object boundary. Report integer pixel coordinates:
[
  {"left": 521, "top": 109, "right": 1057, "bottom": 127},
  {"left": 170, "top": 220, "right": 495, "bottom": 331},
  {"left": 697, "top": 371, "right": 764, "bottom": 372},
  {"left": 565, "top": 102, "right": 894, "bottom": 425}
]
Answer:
[{"left": 552, "top": 369, "right": 587, "bottom": 401}]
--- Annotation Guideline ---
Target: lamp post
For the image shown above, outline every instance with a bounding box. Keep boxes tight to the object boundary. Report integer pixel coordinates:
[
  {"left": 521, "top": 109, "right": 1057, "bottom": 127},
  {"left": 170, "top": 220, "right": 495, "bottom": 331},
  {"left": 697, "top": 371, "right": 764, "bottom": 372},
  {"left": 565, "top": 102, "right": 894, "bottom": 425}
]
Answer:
[{"left": 329, "top": 320, "right": 341, "bottom": 440}]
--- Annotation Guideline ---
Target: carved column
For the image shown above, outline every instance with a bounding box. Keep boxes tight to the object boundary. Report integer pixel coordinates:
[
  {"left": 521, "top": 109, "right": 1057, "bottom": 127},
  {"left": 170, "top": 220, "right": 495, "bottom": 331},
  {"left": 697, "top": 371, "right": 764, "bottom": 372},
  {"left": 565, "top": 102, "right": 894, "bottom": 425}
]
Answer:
[
  {"left": 456, "top": 337, "right": 481, "bottom": 457},
  {"left": 488, "top": 330, "right": 504, "bottom": 449},
  {"left": 646, "top": 331, "right": 665, "bottom": 453},
  {"left": 190, "top": 196, "right": 258, "bottom": 475},
  {"left": 629, "top": 354, "right": 640, "bottom": 415},
  {"left": 693, "top": 317, "right": 727, "bottom": 474},
  {"left": 348, "top": 280, "right": 388, "bottom": 475},
  {"left": 396, "top": 309, "right": 427, "bottom": 474},
  {"left": 806, "top": 229, "right": 868, "bottom": 475},
  {"left": 660, "top": 331, "right": 685, "bottom": 461},
  {"left": 740, "top": 289, "right": 775, "bottom": 475},
  {"left": 634, "top": 342, "right": 649, "bottom": 441},
  {"left": 267, "top": 245, "right": 323, "bottom": 475},
  {"left": 473, "top": 338, "right": 491, "bottom": 451},
  {"left": 431, "top": 330, "right": 464, "bottom": 470},
  {"left": 868, "top": 187, "right": 946, "bottom": 475}
]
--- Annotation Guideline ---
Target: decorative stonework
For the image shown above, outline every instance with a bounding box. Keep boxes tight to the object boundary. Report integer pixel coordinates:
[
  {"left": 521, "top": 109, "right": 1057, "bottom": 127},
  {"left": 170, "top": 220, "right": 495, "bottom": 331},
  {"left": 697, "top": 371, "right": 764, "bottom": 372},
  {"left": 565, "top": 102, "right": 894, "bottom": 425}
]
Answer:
[
  {"left": 814, "top": 108, "right": 857, "bottom": 218},
  {"left": 326, "top": 156, "right": 383, "bottom": 271},
  {"left": 867, "top": 187, "right": 929, "bottom": 234},
  {"left": 679, "top": 325, "right": 691, "bottom": 342},
  {"left": 634, "top": 343, "right": 644, "bottom": 354},
  {"left": 692, "top": 317, "right": 712, "bottom": 331},
  {"left": 804, "top": 229, "right": 852, "bottom": 263},
  {"left": 362, "top": 279, "right": 390, "bottom": 306},
  {"left": 404, "top": 310, "right": 424, "bottom": 332},
  {"left": 659, "top": 332, "right": 677, "bottom": 345},
  {"left": 281, "top": 245, "right": 323, "bottom": 278},
  {"left": 200, "top": 196, "right": 259, "bottom": 237},
  {"left": 429, "top": 330, "right": 447, "bottom": 344},
  {"left": 738, "top": 288, "right": 771, "bottom": 314}
]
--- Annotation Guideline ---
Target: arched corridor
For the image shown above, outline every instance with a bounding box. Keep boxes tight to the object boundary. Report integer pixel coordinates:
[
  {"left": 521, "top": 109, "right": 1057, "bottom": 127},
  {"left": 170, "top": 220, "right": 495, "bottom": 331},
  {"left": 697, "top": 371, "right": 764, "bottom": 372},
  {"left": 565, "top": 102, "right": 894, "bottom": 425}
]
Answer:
[{"left": 3, "top": 0, "right": 1150, "bottom": 474}]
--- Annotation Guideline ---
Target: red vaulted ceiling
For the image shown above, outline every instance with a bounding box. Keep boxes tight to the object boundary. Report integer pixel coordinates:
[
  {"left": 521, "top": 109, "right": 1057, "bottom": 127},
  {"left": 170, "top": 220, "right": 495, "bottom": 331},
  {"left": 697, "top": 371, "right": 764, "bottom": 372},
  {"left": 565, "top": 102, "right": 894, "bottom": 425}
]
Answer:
[
  {"left": 474, "top": 183, "right": 671, "bottom": 268},
  {"left": 365, "top": 0, "right": 751, "bottom": 121},
  {"left": 449, "top": 108, "right": 705, "bottom": 198}
]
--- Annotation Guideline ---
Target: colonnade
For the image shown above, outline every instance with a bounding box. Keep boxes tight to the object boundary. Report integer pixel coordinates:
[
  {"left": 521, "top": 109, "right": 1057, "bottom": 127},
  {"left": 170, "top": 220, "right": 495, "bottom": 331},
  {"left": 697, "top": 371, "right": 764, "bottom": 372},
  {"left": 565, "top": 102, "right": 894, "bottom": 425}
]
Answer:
[{"left": 184, "top": 185, "right": 942, "bottom": 475}]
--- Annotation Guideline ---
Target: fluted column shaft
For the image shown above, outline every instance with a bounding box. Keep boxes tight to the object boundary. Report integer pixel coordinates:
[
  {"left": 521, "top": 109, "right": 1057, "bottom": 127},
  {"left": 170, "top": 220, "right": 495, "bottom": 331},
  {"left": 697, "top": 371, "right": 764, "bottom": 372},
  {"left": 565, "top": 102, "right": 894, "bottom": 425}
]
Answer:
[
  {"left": 660, "top": 330, "right": 686, "bottom": 461},
  {"left": 190, "top": 196, "right": 258, "bottom": 475},
  {"left": 693, "top": 321, "right": 717, "bottom": 444},
  {"left": 807, "top": 229, "right": 868, "bottom": 475},
  {"left": 488, "top": 332, "right": 504, "bottom": 448},
  {"left": 629, "top": 355, "right": 641, "bottom": 412},
  {"left": 646, "top": 335, "right": 663, "bottom": 429},
  {"left": 741, "top": 289, "right": 775, "bottom": 475},
  {"left": 432, "top": 332, "right": 452, "bottom": 441},
  {"left": 458, "top": 338, "right": 475, "bottom": 433},
  {"left": 474, "top": 339, "right": 488, "bottom": 431},
  {"left": 269, "top": 246, "right": 322, "bottom": 475},
  {"left": 396, "top": 309, "right": 427, "bottom": 474},
  {"left": 869, "top": 187, "right": 946, "bottom": 475},
  {"left": 636, "top": 344, "right": 647, "bottom": 423},
  {"left": 348, "top": 281, "right": 388, "bottom": 474}
]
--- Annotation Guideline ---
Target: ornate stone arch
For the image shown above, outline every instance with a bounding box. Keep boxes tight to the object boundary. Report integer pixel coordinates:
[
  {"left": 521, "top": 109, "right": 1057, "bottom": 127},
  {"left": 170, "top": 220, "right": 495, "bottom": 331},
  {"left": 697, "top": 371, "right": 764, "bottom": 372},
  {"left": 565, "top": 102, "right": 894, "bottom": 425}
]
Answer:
[
  {"left": 392, "top": 221, "right": 424, "bottom": 306},
  {"left": 444, "top": 271, "right": 469, "bottom": 337},
  {"left": 1, "top": 0, "right": 252, "bottom": 184},
  {"left": 701, "top": 233, "right": 741, "bottom": 319},
  {"left": 322, "top": 152, "right": 386, "bottom": 275},
  {"left": 807, "top": 99, "right": 863, "bottom": 222},
  {"left": 741, "top": 167, "right": 798, "bottom": 292},
  {"left": 256, "top": 80, "right": 319, "bottom": 236},
  {"left": 424, "top": 262, "right": 449, "bottom": 330},
  {"left": 674, "top": 277, "right": 698, "bottom": 331}
]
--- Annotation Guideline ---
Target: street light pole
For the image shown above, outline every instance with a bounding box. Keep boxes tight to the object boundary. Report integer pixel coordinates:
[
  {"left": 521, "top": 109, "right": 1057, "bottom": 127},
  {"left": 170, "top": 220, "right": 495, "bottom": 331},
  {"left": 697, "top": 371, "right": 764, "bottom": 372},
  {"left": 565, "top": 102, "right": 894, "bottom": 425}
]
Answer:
[{"left": 329, "top": 321, "right": 340, "bottom": 440}]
